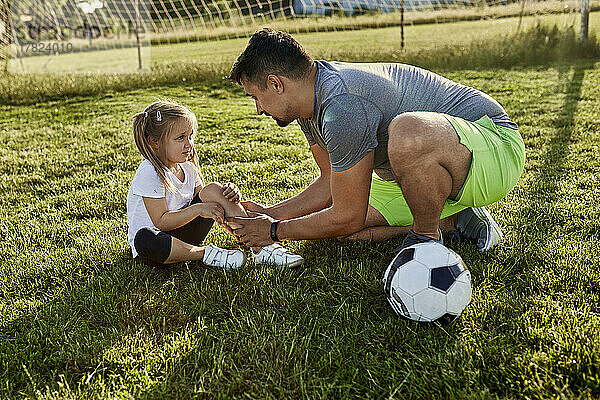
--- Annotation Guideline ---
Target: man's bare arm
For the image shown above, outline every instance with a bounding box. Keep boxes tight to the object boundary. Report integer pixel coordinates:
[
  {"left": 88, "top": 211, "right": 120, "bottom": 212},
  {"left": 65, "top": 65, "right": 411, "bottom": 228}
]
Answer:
[
  {"left": 266, "top": 144, "right": 333, "bottom": 220},
  {"left": 275, "top": 151, "right": 374, "bottom": 240}
]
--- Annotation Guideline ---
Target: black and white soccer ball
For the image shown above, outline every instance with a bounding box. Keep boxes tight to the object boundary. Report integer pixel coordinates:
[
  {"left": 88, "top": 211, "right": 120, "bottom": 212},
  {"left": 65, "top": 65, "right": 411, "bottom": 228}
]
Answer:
[{"left": 382, "top": 242, "right": 472, "bottom": 322}]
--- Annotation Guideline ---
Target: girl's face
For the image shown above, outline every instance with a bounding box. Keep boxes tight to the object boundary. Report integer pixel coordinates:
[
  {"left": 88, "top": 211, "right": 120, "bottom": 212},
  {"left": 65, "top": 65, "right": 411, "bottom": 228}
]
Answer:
[{"left": 159, "top": 117, "right": 195, "bottom": 168}]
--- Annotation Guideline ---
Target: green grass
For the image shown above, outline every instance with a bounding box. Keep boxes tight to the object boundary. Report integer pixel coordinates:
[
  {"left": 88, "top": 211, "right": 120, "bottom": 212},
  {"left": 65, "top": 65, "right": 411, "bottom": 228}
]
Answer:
[{"left": 1, "top": 19, "right": 600, "bottom": 400}]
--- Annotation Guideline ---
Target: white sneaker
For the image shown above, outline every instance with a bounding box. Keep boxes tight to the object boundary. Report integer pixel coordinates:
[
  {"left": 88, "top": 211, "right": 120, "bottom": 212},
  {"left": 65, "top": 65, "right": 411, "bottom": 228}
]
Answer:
[
  {"left": 202, "top": 245, "right": 245, "bottom": 270},
  {"left": 252, "top": 243, "right": 304, "bottom": 268}
]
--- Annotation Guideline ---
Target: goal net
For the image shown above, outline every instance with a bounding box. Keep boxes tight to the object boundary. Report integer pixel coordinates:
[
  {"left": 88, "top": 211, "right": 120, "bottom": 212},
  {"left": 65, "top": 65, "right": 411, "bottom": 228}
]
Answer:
[{"left": 1, "top": 0, "right": 593, "bottom": 74}]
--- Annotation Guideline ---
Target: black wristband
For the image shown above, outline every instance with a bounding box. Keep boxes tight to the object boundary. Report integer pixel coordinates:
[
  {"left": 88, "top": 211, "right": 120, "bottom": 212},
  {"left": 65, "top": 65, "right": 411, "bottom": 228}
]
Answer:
[{"left": 270, "top": 220, "right": 280, "bottom": 242}]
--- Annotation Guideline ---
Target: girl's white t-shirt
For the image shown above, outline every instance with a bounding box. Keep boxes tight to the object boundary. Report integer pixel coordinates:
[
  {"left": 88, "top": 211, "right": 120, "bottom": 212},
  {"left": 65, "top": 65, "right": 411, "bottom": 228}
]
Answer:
[{"left": 127, "top": 160, "right": 203, "bottom": 257}]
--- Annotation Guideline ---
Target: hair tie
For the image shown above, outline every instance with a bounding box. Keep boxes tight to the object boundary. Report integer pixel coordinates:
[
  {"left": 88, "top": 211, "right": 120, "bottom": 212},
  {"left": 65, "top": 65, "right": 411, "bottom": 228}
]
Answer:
[
  {"left": 144, "top": 111, "right": 148, "bottom": 118},
  {"left": 156, "top": 111, "right": 162, "bottom": 122}
]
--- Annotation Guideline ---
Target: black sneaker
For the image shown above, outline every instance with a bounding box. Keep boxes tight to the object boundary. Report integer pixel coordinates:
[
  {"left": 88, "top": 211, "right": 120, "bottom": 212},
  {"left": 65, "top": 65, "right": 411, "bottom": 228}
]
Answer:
[
  {"left": 393, "top": 228, "right": 443, "bottom": 254},
  {"left": 455, "top": 206, "right": 503, "bottom": 252}
]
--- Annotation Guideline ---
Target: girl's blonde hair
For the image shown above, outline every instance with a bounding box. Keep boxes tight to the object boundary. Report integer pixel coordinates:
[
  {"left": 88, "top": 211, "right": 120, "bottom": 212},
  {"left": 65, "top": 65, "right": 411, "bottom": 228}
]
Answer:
[{"left": 132, "top": 100, "right": 203, "bottom": 192}]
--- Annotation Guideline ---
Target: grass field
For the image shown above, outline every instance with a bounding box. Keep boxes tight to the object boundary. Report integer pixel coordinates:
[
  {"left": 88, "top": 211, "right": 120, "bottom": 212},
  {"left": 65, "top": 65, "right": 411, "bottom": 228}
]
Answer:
[{"left": 1, "top": 17, "right": 600, "bottom": 400}]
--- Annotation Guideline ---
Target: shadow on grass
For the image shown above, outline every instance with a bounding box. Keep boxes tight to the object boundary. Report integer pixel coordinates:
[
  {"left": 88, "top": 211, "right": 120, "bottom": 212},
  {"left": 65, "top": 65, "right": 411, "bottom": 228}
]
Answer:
[
  {"left": 133, "top": 237, "right": 482, "bottom": 399},
  {"left": 1, "top": 239, "right": 437, "bottom": 398},
  {"left": 455, "top": 64, "right": 597, "bottom": 397},
  {"left": 535, "top": 64, "right": 584, "bottom": 201},
  {"left": 508, "top": 64, "right": 586, "bottom": 282},
  {"left": 0, "top": 252, "right": 200, "bottom": 397}
]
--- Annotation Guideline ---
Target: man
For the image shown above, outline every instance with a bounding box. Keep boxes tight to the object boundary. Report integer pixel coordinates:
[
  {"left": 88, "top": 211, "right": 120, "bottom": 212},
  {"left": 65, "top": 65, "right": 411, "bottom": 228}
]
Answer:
[{"left": 227, "top": 28, "right": 525, "bottom": 253}]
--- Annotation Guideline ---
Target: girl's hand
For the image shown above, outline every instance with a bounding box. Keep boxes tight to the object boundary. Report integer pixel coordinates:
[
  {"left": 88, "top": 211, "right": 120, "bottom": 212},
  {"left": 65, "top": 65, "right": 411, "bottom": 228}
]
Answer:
[
  {"left": 198, "top": 203, "right": 225, "bottom": 224},
  {"left": 222, "top": 182, "right": 241, "bottom": 204}
]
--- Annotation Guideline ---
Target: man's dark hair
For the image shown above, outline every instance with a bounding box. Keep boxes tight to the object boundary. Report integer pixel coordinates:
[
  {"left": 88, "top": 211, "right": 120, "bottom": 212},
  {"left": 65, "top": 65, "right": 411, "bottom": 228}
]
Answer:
[{"left": 229, "top": 28, "right": 313, "bottom": 88}]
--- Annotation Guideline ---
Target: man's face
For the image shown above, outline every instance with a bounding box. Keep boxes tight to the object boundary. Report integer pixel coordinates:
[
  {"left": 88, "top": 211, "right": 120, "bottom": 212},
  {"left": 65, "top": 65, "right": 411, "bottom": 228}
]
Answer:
[{"left": 241, "top": 76, "right": 295, "bottom": 127}]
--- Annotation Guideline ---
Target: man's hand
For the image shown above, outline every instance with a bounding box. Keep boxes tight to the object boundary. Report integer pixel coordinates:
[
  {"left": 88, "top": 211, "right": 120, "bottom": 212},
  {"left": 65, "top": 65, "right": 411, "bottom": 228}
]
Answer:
[
  {"left": 240, "top": 200, "right": 268, "bottom": 214},
  {"left": 222, "top": 182, "right": 241, "bottom": 203},
  {"left": 227, "top": 212, "right": 276, "bottom": 247}
]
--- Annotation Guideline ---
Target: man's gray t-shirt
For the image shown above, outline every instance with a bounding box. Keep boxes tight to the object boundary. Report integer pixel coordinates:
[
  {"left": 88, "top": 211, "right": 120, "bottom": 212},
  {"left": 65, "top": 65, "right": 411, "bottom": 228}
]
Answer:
[{"left": 297, "top": 61, "right": 517, "bottom": 181}]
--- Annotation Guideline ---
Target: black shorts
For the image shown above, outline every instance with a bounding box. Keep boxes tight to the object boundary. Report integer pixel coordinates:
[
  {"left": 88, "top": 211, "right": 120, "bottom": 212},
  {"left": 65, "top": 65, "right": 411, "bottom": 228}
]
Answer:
[{"left": 133, "top": 194, "right": 214, "bottom": 268}]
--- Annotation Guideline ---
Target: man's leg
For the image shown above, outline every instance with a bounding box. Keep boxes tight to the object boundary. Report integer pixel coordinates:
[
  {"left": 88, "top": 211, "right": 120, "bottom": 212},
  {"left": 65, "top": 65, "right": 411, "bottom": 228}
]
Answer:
[
  {"left": 339, "top": 205, "right": 458, "bottom": 243},
  {"left": 387, "top": 112, "right": 472, "bottom": 241},
  {"left": 338, "top": 206, "right": 409, "bottom": 242}
]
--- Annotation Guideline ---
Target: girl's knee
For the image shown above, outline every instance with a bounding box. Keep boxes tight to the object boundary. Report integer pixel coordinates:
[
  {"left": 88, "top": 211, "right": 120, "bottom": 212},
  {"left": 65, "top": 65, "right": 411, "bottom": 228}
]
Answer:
[
  {"left": 134, "top": 227, "right": 172, "bottom": 263},
  {"left": 199, "top": 182, "right": 224, "bottom": 202}
]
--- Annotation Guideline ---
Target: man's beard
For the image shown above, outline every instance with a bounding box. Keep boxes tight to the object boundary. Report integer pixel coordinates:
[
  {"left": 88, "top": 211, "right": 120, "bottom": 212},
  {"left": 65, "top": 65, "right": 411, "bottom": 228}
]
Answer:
[
  {"left": 267, "top": 104, "right": 294, "bottom": 127},
  {"left": 275, "top": 117, "right": 292, "bottom": 127}
]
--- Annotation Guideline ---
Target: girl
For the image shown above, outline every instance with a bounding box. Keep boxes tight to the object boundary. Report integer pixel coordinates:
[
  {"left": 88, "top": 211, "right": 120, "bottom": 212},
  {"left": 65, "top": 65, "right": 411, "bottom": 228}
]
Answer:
[{"left": 127, "top": 100, "right": 304, "bottom": 269}]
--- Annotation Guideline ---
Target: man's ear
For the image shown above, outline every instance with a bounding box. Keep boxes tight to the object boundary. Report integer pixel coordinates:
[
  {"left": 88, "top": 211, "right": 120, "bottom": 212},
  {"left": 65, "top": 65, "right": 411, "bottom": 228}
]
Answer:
[{"left": 267, "top": 74, "right": 284, "bottom": 94}]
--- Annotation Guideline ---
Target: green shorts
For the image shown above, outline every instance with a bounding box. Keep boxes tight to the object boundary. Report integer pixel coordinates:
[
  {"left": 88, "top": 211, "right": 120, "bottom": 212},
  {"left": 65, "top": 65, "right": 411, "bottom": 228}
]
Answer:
[{"left": 368, "top": 114, "right": 525, "bottom": 226}]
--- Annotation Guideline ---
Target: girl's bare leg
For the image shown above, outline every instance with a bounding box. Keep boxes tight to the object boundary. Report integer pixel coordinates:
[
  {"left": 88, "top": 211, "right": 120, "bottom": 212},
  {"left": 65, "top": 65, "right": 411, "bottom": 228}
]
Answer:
[
  {"left": 199, "top": 183, "right": 247, "bottom": 219},
  {"left": 164, "top": 236, "right": 205, "bottom": 263},
  {"left": 149, "top": 184, "right": 250, "bottom": 264},
  {"left": 199, "top": 183, "right": 261, "bottom": 251}
]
